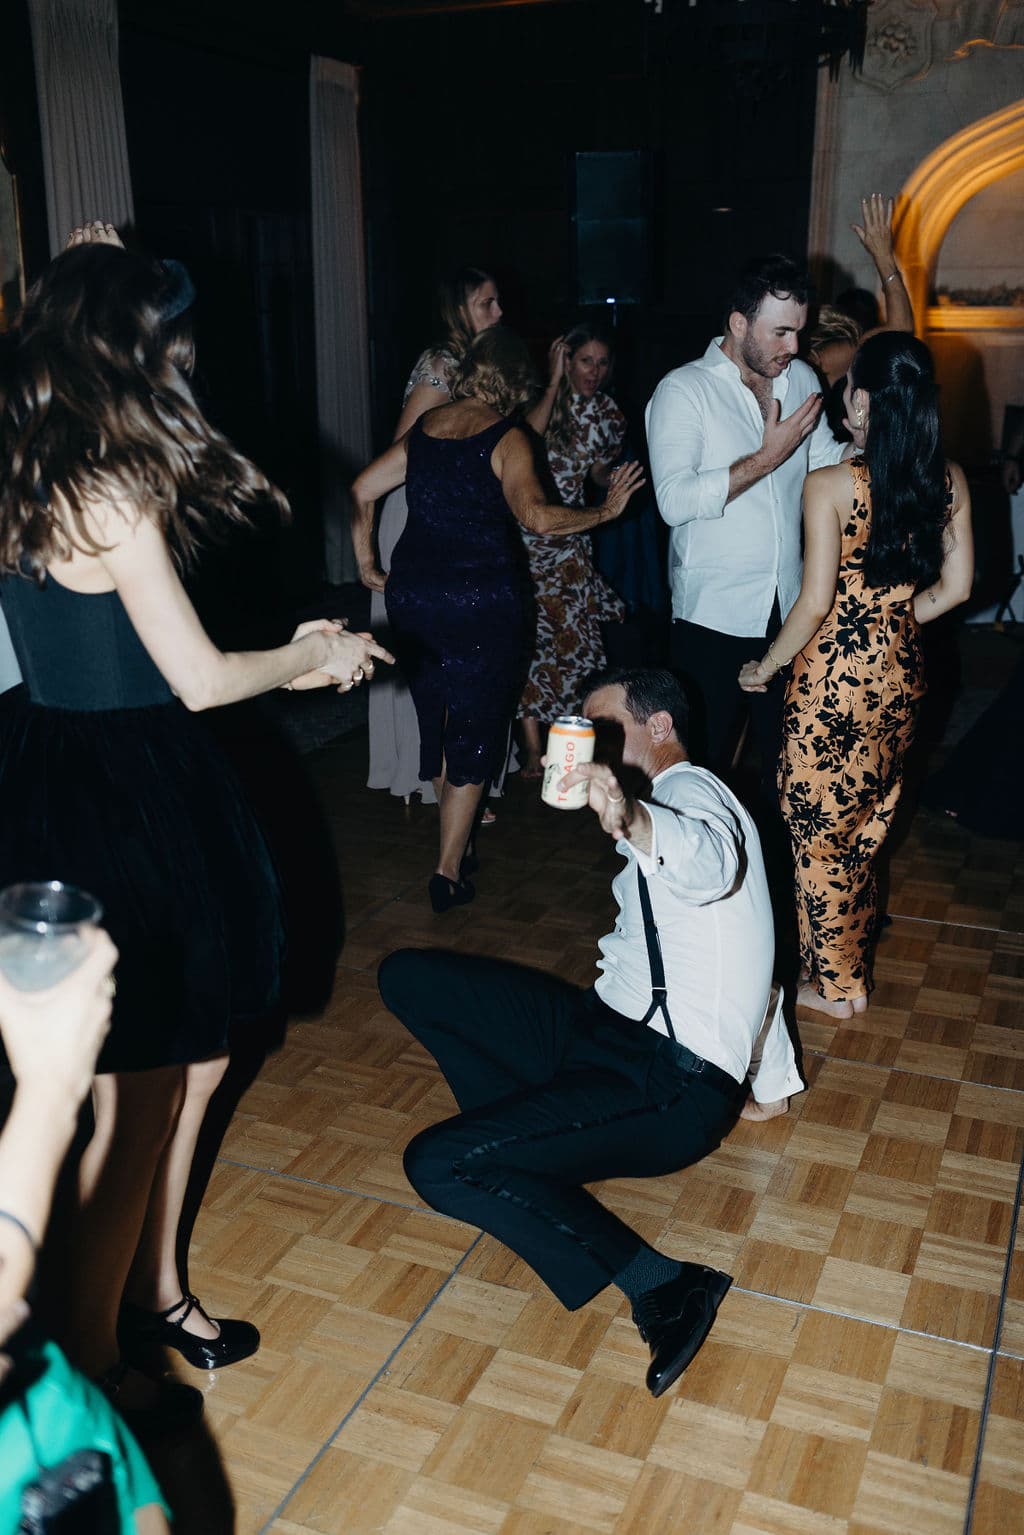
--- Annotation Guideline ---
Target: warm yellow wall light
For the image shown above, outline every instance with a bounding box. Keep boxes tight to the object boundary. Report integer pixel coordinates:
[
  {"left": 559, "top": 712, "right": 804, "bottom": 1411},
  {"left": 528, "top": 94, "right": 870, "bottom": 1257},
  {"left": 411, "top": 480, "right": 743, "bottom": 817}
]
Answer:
[{"left": 893, "top": 98, "right": 1024, "bottom": 336}]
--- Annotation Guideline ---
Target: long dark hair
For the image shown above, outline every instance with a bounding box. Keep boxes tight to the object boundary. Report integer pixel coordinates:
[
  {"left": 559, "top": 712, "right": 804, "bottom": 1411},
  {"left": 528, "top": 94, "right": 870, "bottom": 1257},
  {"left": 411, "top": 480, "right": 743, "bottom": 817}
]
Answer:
[
  {"left": 547, "top": 321, "right": 614, "bottom": 451},
  {"left": 436, "top": 265, "right": 496, "bottom": 360},
  {"left": 853, "top": 331, "right": 948, "bottom": 590},
  {"left": 0, "top": 243, "right": 287, "bottom": 575}
]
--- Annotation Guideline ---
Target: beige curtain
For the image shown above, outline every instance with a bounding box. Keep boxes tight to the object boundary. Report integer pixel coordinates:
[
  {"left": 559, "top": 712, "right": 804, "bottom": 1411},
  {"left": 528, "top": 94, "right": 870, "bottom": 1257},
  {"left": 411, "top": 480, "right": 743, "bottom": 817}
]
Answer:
[
  {"left": 28, "top": 0, "right": 134, "bottom": 256},
  {"left": 310, "top": 57, "right": 372, "bottom": 584}
]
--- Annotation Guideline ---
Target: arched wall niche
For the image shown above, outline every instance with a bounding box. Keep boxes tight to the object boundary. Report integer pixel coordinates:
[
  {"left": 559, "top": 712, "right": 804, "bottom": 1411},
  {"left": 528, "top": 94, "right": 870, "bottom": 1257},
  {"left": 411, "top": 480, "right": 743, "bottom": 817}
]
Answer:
[
  {"left": 893, "top": 97, "right": 1024, "bottom": 335},
  {"left": 892, "top": 99, "right": 1024, "bottom": 463}
]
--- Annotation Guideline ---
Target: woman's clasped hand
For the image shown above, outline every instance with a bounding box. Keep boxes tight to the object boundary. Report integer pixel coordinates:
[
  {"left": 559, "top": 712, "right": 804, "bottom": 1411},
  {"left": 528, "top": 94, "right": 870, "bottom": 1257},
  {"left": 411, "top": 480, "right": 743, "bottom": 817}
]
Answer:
[{"left": 286, "top": 619, "right": 395, "bottom": 693}]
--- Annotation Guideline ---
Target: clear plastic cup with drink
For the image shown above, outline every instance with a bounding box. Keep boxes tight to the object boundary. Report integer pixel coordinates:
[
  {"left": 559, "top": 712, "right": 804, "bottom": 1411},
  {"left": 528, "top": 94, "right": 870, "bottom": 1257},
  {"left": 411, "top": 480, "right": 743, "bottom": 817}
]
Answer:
[{"left": 0, "top": 881, "right": 103, "bottom": 991}]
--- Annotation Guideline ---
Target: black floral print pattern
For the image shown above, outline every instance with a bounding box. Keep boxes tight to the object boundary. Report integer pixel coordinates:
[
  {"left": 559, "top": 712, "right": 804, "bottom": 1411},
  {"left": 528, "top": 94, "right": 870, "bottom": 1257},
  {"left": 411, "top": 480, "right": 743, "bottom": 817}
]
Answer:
[{"left": 779, "top": 460, "right": 938, "bottom": 1001}]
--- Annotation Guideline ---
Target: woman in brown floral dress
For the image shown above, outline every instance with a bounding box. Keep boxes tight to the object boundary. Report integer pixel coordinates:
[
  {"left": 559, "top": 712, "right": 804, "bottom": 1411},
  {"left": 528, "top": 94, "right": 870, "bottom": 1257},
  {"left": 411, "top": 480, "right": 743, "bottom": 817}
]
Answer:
[
  {"left": 739, "top": 333, "right": 973, "bottom": 1018},
  {"left": 519, "top": 323, "right": 627, "bottom": 775}
]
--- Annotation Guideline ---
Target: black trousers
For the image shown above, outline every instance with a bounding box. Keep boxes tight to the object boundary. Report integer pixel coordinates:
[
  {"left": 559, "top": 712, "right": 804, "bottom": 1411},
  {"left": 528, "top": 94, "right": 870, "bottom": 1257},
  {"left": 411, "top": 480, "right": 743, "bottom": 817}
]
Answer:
[
  {"left": 670, "top": 604, "right": 784, "bottom": 791},
  {"left": 379, "top": 948, "right": 742, "bottom": 1312}
]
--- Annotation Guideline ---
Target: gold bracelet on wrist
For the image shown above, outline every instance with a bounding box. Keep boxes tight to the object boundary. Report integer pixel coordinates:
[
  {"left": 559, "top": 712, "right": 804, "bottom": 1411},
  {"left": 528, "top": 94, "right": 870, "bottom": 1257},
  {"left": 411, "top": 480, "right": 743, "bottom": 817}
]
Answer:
[{"left": 766, "top": 641, "right": 788, "bottom": 672}]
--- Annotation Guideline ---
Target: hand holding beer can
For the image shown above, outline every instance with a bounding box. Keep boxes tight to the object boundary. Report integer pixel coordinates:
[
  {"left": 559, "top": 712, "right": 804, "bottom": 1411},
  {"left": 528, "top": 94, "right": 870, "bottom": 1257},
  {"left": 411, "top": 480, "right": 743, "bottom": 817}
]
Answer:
[{"left": 541, "top": 716, "right": 595, "bottom": 810}]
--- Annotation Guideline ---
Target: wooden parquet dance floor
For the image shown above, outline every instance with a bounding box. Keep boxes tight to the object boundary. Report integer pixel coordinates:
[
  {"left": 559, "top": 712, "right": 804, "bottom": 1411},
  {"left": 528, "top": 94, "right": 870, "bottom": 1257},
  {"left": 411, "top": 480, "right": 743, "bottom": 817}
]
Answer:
[{"left": 149, "top": 726, "right": 1024, "bottom": 1535}]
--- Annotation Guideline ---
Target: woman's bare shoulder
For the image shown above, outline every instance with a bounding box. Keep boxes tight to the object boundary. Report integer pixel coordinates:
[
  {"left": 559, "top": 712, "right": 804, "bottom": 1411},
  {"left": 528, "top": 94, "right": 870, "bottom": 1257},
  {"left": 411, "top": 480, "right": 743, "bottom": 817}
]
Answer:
[
  {"left": 946, "top": 460, "right": 969, "bottom": 503},
  {"left": 805, "top": 459, "right": 855, "bottom": 504}
]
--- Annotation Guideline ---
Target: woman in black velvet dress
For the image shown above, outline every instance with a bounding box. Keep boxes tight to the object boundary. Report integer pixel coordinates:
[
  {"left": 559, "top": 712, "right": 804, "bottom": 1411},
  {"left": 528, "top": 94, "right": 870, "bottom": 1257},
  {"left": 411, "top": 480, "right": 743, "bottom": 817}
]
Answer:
[
  {"left": 353, "top": 328, "right": 644, "bottom": 911},
  {"left": 0, "top": 229, "right": 392, "bottom": 1431}
]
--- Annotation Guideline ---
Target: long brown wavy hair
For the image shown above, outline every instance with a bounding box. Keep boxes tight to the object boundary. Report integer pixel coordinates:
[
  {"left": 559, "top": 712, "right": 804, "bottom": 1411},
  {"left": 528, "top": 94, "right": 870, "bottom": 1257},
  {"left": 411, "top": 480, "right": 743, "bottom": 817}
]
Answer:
[
  {"left": 436, "top": 265, "right": 496, "bottom": 360},
  {"left": 0, "top": 243, "right": 288, "bottom": 575}
]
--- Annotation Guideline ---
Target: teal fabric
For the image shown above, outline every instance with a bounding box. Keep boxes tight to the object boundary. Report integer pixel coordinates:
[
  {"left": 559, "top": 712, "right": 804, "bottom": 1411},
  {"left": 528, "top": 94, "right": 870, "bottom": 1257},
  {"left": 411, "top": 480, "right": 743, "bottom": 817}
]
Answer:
[{"left": 0, "top": 1332, "right": 168, "bottom": 1531}]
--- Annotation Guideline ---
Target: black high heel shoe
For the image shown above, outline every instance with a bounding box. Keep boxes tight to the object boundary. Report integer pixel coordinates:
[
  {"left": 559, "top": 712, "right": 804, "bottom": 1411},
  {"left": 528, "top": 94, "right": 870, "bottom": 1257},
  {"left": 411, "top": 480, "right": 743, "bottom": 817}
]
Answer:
[
  {"left": 429, "top": 873, "right": 476, "bottom": 914},
  {"left": 118, "top": 1292, "right": 260, "bottom": 1372}
]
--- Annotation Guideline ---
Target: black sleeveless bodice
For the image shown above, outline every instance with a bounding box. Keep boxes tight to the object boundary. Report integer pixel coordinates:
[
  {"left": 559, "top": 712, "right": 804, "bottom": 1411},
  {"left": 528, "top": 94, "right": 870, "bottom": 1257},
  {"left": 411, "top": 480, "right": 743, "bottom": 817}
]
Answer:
[
  {"left": 0, "top": 563, "right": 282, "bottom": 1074},
  {"left": 0, "top": 569, "right": 172, "bottom": 710}
]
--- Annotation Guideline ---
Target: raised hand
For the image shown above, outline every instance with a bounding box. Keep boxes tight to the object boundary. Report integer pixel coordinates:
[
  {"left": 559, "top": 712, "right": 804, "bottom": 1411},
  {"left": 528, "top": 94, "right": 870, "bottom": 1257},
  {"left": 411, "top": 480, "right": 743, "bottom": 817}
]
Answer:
[
  {"left": 852, "top": 193, "right": 895, "bottom": 270},
  {"left": 546, "top": 335, "right": 568, "bottom": 389},
  {"left": 66, "top": 220, "right": 123, "bottom": 249},
  {"left": 601, "top": 461, "right": 646, "bottom": 521},
  {"left": 761, "top": 394, "right": 822, "bottom": 471}
]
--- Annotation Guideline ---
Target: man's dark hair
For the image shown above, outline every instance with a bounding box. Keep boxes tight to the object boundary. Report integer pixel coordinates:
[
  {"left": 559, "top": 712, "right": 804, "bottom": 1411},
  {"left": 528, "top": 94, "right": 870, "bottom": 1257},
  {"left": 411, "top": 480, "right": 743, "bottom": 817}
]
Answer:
[
  {"left": 585, "top": 667, "right": 689, "bottom": 745},
  {"left": 724, "top": 254, "right": 810, "bottom": 328}
]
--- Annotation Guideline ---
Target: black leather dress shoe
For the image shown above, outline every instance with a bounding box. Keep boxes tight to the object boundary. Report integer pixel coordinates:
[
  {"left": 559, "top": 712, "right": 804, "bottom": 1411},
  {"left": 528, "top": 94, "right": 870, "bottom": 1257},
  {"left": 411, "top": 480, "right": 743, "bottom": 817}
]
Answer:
[
  {"left": 632, "top": 1263, "right": 733, "bottom": 1398},
  {"left": 118, "top": 1292, "right": 260, "bottom": 1371}
]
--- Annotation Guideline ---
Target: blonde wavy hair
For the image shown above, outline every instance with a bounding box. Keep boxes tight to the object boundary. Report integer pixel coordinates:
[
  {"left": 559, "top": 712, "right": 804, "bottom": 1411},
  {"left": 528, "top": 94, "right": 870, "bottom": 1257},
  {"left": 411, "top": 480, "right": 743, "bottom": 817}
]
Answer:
[{"left": 454, "top": 328, "right": 537, "bottom": 418}]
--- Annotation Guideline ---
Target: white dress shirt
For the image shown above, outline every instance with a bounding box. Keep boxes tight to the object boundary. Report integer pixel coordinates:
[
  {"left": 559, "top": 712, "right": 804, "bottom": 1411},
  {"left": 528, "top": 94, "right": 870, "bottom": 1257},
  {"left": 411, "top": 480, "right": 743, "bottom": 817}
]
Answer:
[
  {"left": 595, "top": 762, "right": 803, "bottom": 1101},
  {"left": 645, "top": 339, "right": 847, "bottom": 636}
]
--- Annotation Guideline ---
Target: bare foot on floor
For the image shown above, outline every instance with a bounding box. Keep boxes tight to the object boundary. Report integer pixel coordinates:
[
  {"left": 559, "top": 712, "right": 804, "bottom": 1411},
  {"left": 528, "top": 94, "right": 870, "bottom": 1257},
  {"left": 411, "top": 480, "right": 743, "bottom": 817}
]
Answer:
[
  {"left": 795, "top": 982, "right": 869, "bottom": 1019},
  {"left": 740, "top": 1095, "right": 790, "bottom": 1121}
]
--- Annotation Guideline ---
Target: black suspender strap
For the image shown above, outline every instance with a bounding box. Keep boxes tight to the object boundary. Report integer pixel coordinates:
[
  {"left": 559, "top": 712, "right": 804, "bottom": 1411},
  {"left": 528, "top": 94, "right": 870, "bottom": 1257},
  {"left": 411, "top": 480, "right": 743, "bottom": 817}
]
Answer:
[{"left": 636, "top": 864, "right": 677, "bottom": 1042}]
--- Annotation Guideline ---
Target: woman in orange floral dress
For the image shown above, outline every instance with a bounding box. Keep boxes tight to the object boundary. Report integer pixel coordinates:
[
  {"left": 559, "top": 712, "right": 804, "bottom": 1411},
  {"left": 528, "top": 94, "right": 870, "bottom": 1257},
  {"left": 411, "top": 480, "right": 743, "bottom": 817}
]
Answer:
[
  {"left": 519, "top": 323, "right": 627, "bottom": 776},
  {"left": 739, "top": 333, "right": 973, "bottom": 1018}
]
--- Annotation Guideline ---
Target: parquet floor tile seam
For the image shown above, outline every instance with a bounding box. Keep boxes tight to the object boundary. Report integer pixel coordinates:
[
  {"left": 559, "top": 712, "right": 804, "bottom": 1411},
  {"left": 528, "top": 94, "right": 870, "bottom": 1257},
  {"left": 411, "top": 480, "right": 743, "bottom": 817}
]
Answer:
[
  {"left": 255, "top": 1231, "right": 485, "bottom": 1535},
  {"left": 887, "top": 912, "right": 1024, "bottom": 938},
  {"left": 962, "top": 1147, "right": 1024, "bottom": 1535},
  {"left": 215, "top": 1156, "right": 425, "bottom": 1212},
  {"left": 800, "top": 1045, "right": 1024, "bottom": 1098}
]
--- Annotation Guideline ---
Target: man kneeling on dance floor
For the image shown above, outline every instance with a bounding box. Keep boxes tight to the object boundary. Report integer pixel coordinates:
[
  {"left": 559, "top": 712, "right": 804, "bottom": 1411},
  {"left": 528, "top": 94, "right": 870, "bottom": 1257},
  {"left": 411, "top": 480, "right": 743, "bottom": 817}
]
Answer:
[{"left": 378, "top": 667, "right": 803, "bottom": 1397}]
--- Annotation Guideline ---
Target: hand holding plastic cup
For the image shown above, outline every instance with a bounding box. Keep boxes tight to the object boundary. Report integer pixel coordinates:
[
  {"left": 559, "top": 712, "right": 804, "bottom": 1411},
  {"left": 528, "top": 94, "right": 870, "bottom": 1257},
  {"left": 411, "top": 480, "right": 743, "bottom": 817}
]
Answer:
[{"left": 0, "top": 882, "right": 104, "bottom": 991}]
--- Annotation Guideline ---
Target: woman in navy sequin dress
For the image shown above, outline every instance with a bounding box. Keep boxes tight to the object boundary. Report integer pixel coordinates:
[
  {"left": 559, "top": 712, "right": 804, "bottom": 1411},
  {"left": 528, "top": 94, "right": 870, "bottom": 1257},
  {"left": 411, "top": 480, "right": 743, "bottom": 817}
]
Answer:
[{"left": 353, "top": 329, "right": 644, "bottom": 911}]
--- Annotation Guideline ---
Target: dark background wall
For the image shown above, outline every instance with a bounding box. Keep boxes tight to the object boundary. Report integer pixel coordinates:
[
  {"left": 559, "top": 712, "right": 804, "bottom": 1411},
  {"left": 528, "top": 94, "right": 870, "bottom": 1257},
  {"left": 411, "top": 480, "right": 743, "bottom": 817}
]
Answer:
[
  {"left": 10, "top": 0, "right": 842, "bottom": 599},
  {"left": 357, "top": 0, "right": 824, "bottom": 446}
]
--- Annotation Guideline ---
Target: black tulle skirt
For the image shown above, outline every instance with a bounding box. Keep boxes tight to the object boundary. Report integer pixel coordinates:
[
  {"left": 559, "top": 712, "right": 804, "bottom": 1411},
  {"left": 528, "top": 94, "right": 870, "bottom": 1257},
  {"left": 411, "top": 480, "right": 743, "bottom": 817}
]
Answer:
[{"left": 0, "top": 689, "right": 283, "bottom": 1072}]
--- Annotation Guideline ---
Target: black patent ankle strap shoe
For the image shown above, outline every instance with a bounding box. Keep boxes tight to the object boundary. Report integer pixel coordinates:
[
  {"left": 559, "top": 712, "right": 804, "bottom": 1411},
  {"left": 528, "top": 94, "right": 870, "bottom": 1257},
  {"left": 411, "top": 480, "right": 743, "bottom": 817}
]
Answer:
[{"left": 118, "top": 1291, "right": 260, "bottom": 1372}]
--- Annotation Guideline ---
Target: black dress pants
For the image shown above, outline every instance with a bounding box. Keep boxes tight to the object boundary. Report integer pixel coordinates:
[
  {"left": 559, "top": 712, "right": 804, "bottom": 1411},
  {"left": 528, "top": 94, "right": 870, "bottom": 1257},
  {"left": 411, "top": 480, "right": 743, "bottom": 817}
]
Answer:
[
  {"left": 379, "top": 948, "right": 742, "bottom": 1312},
  {"left": 670, "top": 602, "right": 784, "bottom": 791}
]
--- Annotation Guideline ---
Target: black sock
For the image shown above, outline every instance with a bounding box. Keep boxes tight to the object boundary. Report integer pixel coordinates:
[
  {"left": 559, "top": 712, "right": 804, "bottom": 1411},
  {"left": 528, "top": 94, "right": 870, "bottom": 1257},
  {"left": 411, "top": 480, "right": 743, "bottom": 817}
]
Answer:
[{"left": 613, "top": 1245, "right": 685, "bottom": 1304}]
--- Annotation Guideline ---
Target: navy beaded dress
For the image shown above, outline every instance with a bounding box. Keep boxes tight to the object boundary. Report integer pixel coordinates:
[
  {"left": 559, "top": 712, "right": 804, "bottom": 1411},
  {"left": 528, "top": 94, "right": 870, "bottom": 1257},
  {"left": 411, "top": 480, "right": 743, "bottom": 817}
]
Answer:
[
  {"left": 386, "top": 416, "right": 530, "bottom": 787},
  {"left": 0, "top": 567, "right": 283, "bottom": 1074}
]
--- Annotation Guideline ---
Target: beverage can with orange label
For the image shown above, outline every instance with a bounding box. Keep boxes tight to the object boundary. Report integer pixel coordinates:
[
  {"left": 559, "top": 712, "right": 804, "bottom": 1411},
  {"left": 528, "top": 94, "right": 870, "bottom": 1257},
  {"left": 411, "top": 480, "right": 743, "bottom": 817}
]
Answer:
[{"left": 541, "top": 716, "right": 595, "bottom": 810}]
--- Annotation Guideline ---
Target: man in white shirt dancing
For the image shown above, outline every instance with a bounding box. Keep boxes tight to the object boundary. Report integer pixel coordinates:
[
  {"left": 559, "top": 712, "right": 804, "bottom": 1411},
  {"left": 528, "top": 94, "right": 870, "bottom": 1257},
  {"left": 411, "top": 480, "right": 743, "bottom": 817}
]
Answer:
[
  {"left": 378, "top": 668, "right": 801, "bottom": 1398},
  {"left": 645, "top": 255, "right": 848, "bottom": 781}
]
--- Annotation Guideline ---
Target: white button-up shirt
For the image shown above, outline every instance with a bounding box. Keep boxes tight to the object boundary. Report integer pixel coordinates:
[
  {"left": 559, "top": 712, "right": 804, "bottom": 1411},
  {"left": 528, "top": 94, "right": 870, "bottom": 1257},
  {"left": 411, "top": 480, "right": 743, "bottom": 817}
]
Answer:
[
  {"left": 595, "top": 762, "right": 803, "bottom": 1101},
  {"left": 645, "top": 339, "right": 847, "bottom": 636}
]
